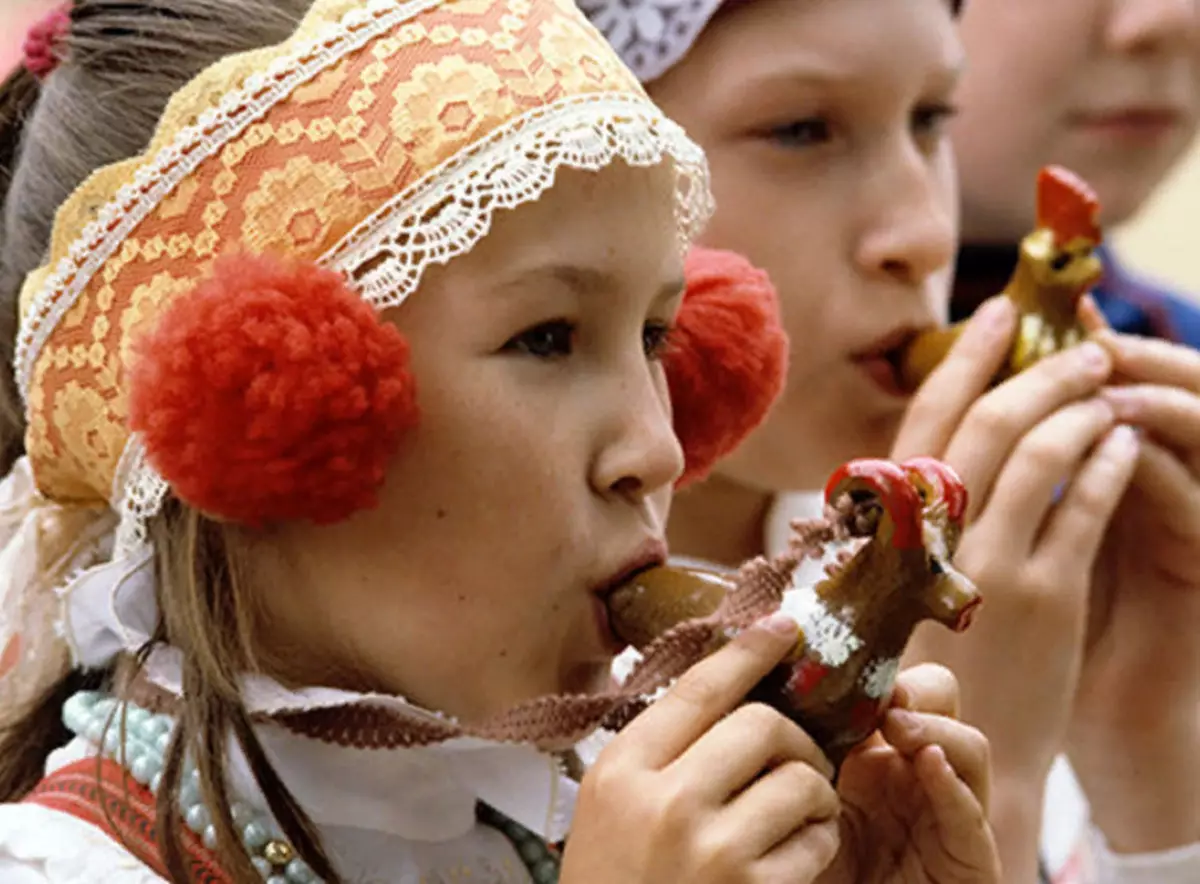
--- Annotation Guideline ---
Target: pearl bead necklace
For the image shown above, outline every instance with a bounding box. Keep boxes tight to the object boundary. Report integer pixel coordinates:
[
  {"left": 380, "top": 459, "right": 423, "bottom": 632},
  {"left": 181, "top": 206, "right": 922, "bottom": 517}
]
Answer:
[{"left": 62, "top": 691, "right": 562, "bottom": 883}]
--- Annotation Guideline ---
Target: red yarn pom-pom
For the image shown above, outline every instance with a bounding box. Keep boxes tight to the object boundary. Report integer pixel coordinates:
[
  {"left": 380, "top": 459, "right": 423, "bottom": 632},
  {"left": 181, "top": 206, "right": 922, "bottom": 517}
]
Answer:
[
  {"left": 129, "top": 254, "right": 418, "bottom": 526},
  {"left": 22, "top": 5, "right": 71, "bottom": 80},
  {"left": 666, "top": 248, "right": 789, "bottom": 488}
]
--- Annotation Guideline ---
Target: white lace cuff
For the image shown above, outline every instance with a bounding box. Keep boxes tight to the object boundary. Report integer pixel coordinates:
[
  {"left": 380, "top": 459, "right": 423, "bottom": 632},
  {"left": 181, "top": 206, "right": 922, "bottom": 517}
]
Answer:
[{"left": 1090, "top": 825, "right": 1200, "bottom": 884}]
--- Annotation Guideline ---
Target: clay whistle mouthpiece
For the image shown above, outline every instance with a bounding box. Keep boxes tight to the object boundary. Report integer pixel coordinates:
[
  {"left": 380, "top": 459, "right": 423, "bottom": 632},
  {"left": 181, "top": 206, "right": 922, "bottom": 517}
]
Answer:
[{"left": 608, "top": 565, "right": 733, "bottom": 651}]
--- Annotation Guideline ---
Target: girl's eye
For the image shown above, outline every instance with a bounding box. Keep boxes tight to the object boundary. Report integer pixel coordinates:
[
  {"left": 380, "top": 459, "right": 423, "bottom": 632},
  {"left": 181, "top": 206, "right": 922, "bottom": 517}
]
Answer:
[
  {"left": 767, "top": 117, "right": 832, "bottom": 149},
  {"left": 911, "top": 103, "right": 958, "bottom": 146},
  {"left": 504, "top": 320, "right": 576, "bottom": 359},
  {"left": 643, "top": 321, "right": 675, "bottom": 361}
]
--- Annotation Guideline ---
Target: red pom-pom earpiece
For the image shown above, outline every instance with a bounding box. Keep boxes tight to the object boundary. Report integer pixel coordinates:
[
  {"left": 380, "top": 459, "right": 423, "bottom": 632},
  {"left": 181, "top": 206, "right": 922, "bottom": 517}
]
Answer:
[
  {"left": 666, "top": 247, "right": 789, "bottom": 488},
  {"left": 128, "top": 254, "right": 418, "bottom": 526}
]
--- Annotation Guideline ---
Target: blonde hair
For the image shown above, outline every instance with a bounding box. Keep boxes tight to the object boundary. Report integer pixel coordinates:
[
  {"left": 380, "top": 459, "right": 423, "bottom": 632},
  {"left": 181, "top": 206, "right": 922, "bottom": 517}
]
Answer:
[{"left": 0, "top": 1, "right": 350, "bottom": 879}]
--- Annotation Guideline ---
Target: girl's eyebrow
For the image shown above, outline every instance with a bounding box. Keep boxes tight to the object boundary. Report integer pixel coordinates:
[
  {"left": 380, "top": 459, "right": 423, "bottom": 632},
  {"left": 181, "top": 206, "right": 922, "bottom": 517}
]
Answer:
[{"left": 494, "top": 263, "right": 685, "bottom": 305}]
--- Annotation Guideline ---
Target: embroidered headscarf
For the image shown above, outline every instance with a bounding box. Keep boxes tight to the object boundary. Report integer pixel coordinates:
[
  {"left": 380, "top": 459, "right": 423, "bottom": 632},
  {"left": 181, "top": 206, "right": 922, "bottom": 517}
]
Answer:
[{"left": 2, "top": 0, "right": 711, "bottom": 718}]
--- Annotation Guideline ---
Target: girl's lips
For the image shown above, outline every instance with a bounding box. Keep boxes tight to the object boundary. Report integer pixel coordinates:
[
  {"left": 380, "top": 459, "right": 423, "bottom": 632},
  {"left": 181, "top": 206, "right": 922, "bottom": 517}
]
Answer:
[{"left": 592, "top": 595, "right": 627, "bottom": 654}]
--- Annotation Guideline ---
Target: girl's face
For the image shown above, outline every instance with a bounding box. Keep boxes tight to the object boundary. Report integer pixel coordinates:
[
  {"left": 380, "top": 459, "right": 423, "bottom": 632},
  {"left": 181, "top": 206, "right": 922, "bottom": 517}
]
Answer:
[
  {"left": 954, "top": 0, "right": 1200, "bottom": 241},
  {"left": 650, "top": 0, "right": 963, "bottom": 492},
  {"left": 251, "top": 164, "right": 685, "bottom": 723}
]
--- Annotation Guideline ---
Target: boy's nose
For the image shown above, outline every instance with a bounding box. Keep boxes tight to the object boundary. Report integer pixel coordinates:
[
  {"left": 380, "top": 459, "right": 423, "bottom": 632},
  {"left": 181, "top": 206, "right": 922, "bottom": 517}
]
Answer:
[{"left": 856, "top": 150, "right": 958, "bottom": 289}]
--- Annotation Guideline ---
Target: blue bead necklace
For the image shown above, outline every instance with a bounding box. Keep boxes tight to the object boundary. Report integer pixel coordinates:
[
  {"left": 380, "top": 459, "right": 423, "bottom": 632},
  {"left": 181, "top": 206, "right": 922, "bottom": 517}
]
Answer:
[{"left": 62, "top": 691, "right": 561, "bottom": 883}]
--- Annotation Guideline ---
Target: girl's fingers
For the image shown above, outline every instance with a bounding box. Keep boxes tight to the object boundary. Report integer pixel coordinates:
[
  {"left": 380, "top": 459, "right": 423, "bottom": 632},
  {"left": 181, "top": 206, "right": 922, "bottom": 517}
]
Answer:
[
  {"left": 894, "top": 297, "right": 1017, "bottom": 461},
  {"left": 1095, "top": 330, "right": 1200, "bottom": 394},
  {"left": 943, "top": 343, "right": 1112, "bottom": 521},
  {"left": 913, "top": 745, "right": 996, "bottom": 873},
  {"left": 980, "top": 398, "right": 1116, "bottom": 553},
  {"left": 750, "top": 817, "right": 841, "bottom": 884},
  {"left": 891, "top": 663, "right": 960, "bottom": 718},
  {"left": 672, "top": 703, "right": 834, "bottom": 800},
  {"left": 1035, "top": 425, "right": 1140, "bottom": 570},
  {"left": 615, "top": 615, "right": 801, "bottom": 769},
  {"left": 1102, "top": 384, "right": 1200, "bottom": 457},
  {"left": 881, "top": 712, "right": 991, "bottom": 811},
  {"left": 721, "top": 759, "right": 840, "bottom": 857}
]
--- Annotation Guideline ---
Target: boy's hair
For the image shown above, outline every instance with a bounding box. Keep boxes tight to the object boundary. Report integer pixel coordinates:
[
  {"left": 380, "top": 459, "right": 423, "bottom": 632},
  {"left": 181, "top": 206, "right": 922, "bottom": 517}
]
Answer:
[{"left": 0, "top": 3, "right": 347, "bottom": 881}]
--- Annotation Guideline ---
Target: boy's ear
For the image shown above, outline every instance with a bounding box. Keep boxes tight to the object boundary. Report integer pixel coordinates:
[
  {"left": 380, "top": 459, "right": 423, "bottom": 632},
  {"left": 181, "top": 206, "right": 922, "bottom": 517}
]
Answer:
[
  {"left": 128, "top": 253, "right": 419, "bottom": 527},
  {"left": 666, "top": 247, "right": 789, "bottom": 489}
]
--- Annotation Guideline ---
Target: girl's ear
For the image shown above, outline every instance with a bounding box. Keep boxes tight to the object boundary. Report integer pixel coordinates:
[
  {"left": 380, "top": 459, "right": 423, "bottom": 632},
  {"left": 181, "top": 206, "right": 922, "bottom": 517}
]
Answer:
[
  {"left": 666, "top": 247, "right": 789, "bottom": 489},
  {"left": 128, "top": 253, "right": 419, "bottom": 527}
]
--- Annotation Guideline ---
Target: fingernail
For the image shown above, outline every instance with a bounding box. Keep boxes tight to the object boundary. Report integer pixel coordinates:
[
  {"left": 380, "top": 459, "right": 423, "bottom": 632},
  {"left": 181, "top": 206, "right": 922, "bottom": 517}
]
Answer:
[
  {"left": 758, "top": 612, "right": 801, "bottom": 637},
  {"left": 975, "top": 297, "right": 1012, "bottom": 331},
  {"left": 1078, "top": 342, "right": 1109, "bottom": 371},
  {"left": 1110, "top": 424, "right": 1140, "bottom": 453},
  {"left": 889, "top": 709, "right": 923, "bottom": 738}
]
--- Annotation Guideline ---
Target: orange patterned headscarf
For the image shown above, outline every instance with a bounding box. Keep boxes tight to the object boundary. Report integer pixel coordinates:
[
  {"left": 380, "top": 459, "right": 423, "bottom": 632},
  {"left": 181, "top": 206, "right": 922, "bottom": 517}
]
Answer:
[{"left": 13, "top": 0, "right": 710, "bottom": 547}]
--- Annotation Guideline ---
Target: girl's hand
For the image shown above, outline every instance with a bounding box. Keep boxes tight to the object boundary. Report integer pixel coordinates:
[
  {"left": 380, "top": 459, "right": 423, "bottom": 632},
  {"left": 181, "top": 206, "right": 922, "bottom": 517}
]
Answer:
[
  {"left": 563, "top": 615, "right": 840, "bottom": 884},
  {"left": 819, "top": 665, "right": 1000, "bottom": 884},
  {"left": 1067, "top": 304, "right": 1200, "bottom": 852},
  {"left": 892, "top": 297, "right": 1138, "bottom": 783}
]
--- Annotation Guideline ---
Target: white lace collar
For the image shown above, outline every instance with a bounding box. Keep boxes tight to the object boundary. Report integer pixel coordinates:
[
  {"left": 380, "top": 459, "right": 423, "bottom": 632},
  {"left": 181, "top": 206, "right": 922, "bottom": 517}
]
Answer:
[{"left": 58, "top": 548, "right": 580, "bottom": 843}]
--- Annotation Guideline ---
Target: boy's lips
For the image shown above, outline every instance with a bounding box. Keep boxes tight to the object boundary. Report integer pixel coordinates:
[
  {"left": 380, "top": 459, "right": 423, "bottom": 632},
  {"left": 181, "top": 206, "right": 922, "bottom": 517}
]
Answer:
[{"left": 850, "top": 325, "right": 926, "bottom": 400}]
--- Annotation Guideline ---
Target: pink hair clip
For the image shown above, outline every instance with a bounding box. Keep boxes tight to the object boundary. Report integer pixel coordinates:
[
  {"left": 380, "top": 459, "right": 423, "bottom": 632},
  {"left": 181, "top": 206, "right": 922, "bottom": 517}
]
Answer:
[{"left": 22, "top": 3, "right": 72, "bottom": 80}]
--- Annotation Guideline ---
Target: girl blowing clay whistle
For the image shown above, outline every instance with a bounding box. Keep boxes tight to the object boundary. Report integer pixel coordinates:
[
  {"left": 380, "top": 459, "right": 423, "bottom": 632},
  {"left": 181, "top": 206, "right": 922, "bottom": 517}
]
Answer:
[
  {"left": 608, "top": 456, "right": 981, "bottom": 766},
  {"left": 897, "top": 165, "right": 1104, "bottom": 392},
  {"left": 0, "top": 0, "right": 1002, "bottom": 880}
]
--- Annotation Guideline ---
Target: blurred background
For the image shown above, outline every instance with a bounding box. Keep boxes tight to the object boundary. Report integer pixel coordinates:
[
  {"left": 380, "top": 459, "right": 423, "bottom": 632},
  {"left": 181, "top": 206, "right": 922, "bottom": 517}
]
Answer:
[{"left": 0, "top": 0, "right": 1198, "bottom": 300}]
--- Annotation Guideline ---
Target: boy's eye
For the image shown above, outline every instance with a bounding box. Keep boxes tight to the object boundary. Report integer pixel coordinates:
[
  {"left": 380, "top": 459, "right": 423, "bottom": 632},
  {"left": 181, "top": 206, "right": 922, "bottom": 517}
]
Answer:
[
  {"left": 911, "top": 103, "right": 958, "bottom": 145},
  {"left": 643, "top": 321, "right": 675, "bottom": 360},
  {"left": 767, "top": 117, "right": 832, "bottom": 149},
  {"left": 504, "top": 320, "right": 576, "bottom": 359}
]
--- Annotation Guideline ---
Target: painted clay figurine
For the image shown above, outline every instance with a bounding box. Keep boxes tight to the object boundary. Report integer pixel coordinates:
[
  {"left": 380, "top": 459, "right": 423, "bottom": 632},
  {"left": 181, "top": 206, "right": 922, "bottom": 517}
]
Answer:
[
  {"left": 897, "top": 165, "right": 1104, "bottom": 393},
  {"left": 608, "top": 457, "right": 980, "bottom": 765}
]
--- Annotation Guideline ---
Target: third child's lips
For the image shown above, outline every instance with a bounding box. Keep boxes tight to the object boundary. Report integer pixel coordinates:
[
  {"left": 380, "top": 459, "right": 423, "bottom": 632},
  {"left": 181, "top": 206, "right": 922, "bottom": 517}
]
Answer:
[{"left": 1073, "top": 107, "right": 1183, "bottom": 138}]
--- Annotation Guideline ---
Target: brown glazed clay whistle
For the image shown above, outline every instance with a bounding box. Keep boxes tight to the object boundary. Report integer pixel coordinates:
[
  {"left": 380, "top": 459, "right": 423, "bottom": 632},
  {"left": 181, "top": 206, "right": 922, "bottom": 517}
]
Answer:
[
  {"left": 897, "top": 165, "right": 1105, "bottom": 393},
  {"left": 608, "top": 457, "right": 980, "bottom": 765}
]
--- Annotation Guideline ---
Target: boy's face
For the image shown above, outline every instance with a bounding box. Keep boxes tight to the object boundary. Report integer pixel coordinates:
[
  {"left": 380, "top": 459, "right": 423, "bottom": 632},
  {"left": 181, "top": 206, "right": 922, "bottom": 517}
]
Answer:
[
  {"left": 649, "top": 0, "right": 963, "bottom": 492},
  {"left": 954, "top": 0, "right": 1200, "bottom": 240},
  {"left": 254, "top": 164, "right": 686, "bottom": 722}
]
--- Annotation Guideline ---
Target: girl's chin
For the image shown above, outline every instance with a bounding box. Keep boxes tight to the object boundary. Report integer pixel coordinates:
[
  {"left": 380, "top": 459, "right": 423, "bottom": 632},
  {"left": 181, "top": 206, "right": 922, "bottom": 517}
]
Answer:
[{"left": 559, "top": 659, "right": 619, "bottom": 697}]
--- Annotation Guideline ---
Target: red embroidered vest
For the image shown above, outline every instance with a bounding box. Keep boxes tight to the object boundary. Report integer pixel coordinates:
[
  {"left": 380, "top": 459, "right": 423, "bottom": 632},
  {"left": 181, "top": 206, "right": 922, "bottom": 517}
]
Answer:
[{"left": 23, "top": 758, "right": 232, "bottom": 883}]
